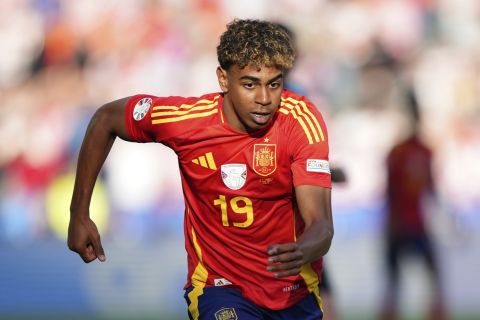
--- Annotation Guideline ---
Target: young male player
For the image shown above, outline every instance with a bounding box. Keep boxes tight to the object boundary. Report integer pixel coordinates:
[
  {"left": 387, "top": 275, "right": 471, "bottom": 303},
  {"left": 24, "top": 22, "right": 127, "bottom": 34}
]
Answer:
[{"left": 68, "top": 19, "right": 333, "bottom": 319}]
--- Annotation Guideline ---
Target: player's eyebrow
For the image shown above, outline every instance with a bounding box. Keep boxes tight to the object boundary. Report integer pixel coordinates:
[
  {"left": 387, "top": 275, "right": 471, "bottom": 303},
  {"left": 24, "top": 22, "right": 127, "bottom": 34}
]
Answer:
[
  {"left": 239, "top": 73, "right": 283, "bottom": 84},
  {"left": 267, "top": 74, "right": 283, "bottom": 84}
]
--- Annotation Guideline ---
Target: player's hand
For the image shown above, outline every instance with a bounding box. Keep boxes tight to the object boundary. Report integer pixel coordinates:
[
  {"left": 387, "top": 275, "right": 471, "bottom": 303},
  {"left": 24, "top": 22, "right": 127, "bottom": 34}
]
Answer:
[
  {"left": 68, "top": 215, "right": 106, "bottom": 263},
  {"left": 266, "top": 243, "right": 304, "bottom": 278}
]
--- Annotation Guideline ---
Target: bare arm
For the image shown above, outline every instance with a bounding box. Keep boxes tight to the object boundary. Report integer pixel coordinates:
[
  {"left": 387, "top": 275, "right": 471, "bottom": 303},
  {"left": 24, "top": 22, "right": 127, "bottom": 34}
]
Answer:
[
  {"left": 68, "top": 97, "right": 131, "bottom": 263},
  {"left": 267, "top": 185, "right": 334, "bottom": 278}
]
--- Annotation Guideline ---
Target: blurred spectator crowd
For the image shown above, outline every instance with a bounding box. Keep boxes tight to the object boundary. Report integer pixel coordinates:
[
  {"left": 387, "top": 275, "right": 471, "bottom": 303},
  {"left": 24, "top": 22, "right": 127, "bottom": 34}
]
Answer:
[{"left": 1, "top": 0, "right": 479, "bottom": 245}]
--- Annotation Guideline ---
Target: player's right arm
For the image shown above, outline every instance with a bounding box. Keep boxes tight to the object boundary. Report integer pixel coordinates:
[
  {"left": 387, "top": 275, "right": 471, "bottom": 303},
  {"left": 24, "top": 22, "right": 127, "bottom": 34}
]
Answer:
[{"left": 68, "top": 97, "right": 132, "bottom": 263}]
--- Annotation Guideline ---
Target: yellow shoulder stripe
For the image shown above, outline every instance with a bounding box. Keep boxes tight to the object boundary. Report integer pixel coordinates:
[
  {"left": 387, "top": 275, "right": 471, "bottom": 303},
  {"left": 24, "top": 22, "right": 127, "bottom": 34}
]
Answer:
[
  {"left": 152, "top": 96, "right": 220, "bottom": 111},
  {"left": 151, "top": 96, "right": 220, "bottom": 124},
  {"left": 152, "top": 108, "right": 218, "bottom": 124},
  {"left": 280, "top": 97, "right": 325, "bottom": 144},
  {"left": 151, "top": 102, "right": 218, "bottom": 117}
]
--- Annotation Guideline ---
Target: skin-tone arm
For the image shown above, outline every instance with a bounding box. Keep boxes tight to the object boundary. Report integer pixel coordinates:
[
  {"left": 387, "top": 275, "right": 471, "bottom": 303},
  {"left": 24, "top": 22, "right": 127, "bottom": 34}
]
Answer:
[
  {"left": 267, "top": 185, "right": 333, "bottom": 278},
  {"left": 68, "top": 97, "right": 132, "bottom": 263}
]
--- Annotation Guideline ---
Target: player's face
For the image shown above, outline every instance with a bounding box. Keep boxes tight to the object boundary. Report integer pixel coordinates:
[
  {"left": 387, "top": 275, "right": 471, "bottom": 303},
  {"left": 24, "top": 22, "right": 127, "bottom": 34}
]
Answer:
[{"left": 217, "top": 64, "right": 283, "bottom": 133}]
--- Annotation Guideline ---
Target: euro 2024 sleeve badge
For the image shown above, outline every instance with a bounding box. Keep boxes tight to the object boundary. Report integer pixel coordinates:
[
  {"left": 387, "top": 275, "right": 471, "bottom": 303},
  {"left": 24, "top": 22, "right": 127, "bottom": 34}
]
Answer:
[
  {"left": 133, "top": 97, "right": 152, "bottom": 121},
  {"left": 221, "top": 164, "right": 247, "bottom": 190}
]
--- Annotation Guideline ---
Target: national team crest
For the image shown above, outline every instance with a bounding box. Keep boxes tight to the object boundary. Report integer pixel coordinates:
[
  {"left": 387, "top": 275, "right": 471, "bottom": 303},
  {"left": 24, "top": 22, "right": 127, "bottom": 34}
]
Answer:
[
  {"left": 221, "top": 164, "right": 247, "bottom": 190},
  {"left": 215, "top": 307, "right": 237, "bottom": 320},
  {"left": 253, "top": 144, "right": 276, "bottom": 176}
]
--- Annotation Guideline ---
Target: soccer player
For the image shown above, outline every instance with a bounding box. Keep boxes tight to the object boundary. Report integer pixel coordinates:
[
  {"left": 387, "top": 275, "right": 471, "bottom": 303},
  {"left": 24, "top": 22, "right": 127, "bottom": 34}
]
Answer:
[
  {"left": 68, "top": 19, "right": 333, "bottom": 319},
  {"left": 379, "top": 89, "right": 447, "bottom": 320}
]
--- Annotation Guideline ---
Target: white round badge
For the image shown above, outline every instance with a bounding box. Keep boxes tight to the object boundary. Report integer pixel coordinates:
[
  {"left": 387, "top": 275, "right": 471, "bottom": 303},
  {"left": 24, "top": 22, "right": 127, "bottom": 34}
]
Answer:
[
  {"left": 221, "top": 164, "right": 247, "bottom": 190},
  {"left": 133, "top": 98, "right": 152, "bottom": 121}
]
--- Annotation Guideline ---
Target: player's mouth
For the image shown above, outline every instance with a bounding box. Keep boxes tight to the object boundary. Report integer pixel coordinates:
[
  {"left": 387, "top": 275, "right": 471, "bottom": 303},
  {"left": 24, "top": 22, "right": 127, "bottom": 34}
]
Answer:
[{"left": 250, "top": 112, "right": 272, "bottom": 125}]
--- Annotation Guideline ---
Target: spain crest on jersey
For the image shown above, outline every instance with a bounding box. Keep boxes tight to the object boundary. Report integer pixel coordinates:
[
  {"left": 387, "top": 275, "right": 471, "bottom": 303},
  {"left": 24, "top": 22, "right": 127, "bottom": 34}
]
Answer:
[{"left": 253, "top": 144, "right": 276, "bottom": 176}]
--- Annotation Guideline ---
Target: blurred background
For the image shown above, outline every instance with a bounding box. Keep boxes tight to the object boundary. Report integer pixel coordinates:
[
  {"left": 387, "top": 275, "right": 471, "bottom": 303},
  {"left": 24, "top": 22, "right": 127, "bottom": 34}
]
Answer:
[{"left": 1, "top": 0, "right": 479, "bottom": 319}]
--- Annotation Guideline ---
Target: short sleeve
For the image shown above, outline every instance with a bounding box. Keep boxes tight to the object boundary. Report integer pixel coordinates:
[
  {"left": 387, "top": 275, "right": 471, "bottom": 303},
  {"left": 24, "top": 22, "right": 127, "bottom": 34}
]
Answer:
[
  {"left": 284, "top": 98, "right": 331, "bottom": 189},
  {"left": 125, "top": 94, "right": 158, "bottom": 142},
  {"left": 124, "top": 93, "right": 221, "bottom": 147}
]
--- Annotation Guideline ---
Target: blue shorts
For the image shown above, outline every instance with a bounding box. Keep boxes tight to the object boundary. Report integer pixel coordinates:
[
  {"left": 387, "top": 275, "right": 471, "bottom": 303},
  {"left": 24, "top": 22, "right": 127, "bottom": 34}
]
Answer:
[{"left": 184, "top": 286, "right": 323, "bottom": 320}]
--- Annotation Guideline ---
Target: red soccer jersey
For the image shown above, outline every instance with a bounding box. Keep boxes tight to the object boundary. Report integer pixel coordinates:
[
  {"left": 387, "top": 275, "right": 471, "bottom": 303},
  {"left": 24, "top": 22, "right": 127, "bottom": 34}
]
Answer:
[
  {"left": 386, "top": 136, "right": 433, "bottom": 235},
  {"left": 125, "top": 89, "right": 331, "bottom": 310}
]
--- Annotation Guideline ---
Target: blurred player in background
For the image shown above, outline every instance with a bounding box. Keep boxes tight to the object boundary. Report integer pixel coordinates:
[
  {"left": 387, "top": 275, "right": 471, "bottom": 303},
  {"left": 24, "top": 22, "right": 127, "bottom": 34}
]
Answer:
[
  {"left": 68, "top": 19, "right": 334, "bottom": 319},
  {"left": 379, "top": 89, "right": 448, "bottom": 320}
]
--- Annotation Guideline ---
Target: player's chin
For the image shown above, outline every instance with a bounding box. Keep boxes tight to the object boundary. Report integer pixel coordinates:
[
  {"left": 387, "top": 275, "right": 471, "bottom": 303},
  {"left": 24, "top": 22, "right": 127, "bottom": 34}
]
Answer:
[{"left": 246, "top": 121, "right": 269, "bottom": 132}]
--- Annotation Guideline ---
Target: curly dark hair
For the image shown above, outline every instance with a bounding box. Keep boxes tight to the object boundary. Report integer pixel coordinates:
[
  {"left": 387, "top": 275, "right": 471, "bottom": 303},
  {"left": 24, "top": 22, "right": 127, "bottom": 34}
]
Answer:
[{"left": 217, "top": 19, "right": 295, "bottom": 70}]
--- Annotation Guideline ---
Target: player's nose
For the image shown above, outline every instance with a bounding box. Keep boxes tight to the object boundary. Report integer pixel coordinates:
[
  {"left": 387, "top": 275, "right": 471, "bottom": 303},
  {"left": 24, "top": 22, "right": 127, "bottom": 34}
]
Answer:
[{"left": 255, "top": 87, "right": 271, "bottom": 106}]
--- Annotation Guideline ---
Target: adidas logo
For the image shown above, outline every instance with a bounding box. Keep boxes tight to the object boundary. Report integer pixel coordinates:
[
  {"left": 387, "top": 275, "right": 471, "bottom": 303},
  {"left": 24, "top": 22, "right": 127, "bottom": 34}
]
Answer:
[
  {"left": 192, "top": 152, "right": 217, "bottom": 170},
  {"left": 214, "top": 278, "right": 232, "bottom": 287}
]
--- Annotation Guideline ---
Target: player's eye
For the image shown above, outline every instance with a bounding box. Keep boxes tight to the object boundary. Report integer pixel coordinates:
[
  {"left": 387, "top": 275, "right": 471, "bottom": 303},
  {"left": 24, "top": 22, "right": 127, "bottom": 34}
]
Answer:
[
  {"left": 269, "top": 82, "right": 281, "bottom": 89},
  {"left": 243, "top": 82, "right": 255, "bottom": 89}
]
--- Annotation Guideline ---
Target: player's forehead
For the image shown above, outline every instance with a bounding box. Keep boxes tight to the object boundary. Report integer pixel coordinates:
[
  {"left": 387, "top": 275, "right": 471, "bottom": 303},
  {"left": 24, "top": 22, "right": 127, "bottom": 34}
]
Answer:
[{"left": 228, "top": 63, "right": 283, "bottom": 81}]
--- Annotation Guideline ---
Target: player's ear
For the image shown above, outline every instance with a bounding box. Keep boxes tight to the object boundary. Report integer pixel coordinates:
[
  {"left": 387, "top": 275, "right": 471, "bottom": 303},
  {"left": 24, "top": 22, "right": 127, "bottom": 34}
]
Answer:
[{"left": 216, "top": 67, "right": 228, "bottom": 93}]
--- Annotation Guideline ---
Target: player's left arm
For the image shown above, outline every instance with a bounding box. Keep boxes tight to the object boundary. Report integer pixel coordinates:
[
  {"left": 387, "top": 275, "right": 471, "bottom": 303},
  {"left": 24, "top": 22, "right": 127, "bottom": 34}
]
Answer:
[
  {"left": 267, "top": 185, "right": 333, "bottom": 278},
  {"left": 267, "top": 94, "right": 333, "bottom": 278}
]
